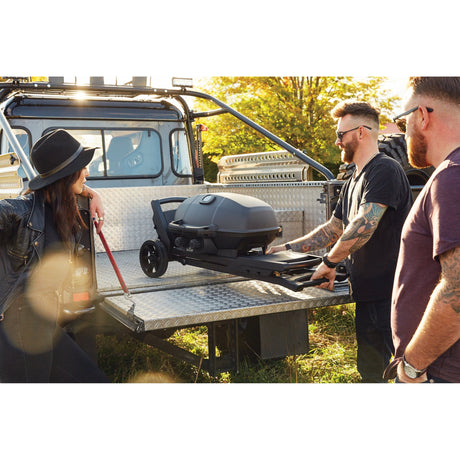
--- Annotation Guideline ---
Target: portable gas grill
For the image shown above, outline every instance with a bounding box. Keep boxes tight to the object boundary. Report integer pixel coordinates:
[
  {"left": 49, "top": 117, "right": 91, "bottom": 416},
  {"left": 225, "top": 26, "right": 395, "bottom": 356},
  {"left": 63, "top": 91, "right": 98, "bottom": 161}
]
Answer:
[{"left": 139, "top": 192, "right": 347, "bottom": 292}]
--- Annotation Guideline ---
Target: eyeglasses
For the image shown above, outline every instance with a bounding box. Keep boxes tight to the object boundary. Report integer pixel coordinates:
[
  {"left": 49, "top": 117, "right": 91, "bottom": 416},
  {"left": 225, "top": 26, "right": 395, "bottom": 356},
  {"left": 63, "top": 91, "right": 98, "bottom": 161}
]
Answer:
[
  {"left": 393, "top": 106, "right": 434, "bottom": 133},
  {"left": 336, "top": 125, "right": 372, "bottom": 142}
]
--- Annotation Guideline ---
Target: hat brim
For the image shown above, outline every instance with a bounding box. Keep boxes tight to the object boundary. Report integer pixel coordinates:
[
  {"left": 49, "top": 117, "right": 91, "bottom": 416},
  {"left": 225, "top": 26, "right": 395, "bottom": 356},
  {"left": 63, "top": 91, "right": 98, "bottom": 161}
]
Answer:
[{"left": 28, "top": 147, "right": 96, "bottom": 191}]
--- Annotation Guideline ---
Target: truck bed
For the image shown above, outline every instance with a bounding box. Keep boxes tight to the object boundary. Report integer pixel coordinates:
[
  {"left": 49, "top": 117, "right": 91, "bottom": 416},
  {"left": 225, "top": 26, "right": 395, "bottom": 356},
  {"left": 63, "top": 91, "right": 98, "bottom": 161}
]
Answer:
[{"left": 96, "top": 249, "right": 352, "bottom": 332}]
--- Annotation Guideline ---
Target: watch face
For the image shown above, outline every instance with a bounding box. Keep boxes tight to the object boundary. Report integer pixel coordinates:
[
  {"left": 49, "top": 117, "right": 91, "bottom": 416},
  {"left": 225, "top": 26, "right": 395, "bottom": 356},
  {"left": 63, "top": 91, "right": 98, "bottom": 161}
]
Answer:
[
  {"left": 403, "top": 360, "right": 422, "bottom": 379},
  {"left": 403, "top": 364, "right": 417, "bottom": 379}
]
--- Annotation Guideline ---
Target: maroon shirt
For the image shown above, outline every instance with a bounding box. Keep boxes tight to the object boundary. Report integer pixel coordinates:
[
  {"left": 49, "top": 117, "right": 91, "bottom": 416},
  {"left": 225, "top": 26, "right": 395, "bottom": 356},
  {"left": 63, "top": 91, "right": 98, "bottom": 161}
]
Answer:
[{"left": 391, "top": 147, "right": 460, "bottom": 382}]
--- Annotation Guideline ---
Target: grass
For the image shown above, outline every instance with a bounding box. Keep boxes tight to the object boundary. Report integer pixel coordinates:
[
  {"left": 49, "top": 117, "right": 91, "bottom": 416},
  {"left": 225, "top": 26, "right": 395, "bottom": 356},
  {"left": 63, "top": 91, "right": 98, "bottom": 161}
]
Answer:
[{"left": 96, "top": 304, "right": 361, "bottom": 383}]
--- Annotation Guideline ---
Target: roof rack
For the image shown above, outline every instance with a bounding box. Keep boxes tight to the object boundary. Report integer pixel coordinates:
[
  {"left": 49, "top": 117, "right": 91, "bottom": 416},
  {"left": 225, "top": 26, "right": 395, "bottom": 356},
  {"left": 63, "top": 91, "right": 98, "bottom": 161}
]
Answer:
[{"left": 0, "top": 76, "right": 195, "bottom": 102}]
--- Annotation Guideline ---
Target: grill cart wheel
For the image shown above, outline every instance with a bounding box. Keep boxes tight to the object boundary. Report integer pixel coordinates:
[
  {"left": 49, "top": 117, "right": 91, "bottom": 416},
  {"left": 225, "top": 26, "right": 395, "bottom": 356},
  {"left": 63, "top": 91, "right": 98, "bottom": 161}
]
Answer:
[{"left": 139, "top": 239, "right": 169, "bottom": 278}]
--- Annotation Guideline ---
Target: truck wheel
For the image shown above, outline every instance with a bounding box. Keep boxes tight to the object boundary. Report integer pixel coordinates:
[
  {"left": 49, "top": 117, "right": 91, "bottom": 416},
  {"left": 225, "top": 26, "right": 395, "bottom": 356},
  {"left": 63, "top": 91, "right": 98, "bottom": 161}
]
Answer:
[
  {"left": 378, "top": 133, "right": 409, "bottom": 168},
  {"left": 139, "top": 239, "right": 169, "bottom": 278}
]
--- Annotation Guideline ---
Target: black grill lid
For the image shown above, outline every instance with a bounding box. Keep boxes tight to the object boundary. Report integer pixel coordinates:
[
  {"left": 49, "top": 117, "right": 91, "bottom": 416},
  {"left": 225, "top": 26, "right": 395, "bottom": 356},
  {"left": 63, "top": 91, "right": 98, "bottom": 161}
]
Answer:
[{"left": 172, "top": 192, "right": 279, "bottom": 235}]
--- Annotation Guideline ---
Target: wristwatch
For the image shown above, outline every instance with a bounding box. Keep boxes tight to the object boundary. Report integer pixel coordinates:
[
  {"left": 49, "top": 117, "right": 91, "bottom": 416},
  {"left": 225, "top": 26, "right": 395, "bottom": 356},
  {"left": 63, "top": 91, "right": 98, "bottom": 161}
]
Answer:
[
  {"left": 285, "top": 243, "right": 292, "bottom": 250},
  {"left": 402, "top": 355, "right": 426, "bottom": 379},
  {"left": 322, "top": 252, "right": 338, "bottom": 269}
]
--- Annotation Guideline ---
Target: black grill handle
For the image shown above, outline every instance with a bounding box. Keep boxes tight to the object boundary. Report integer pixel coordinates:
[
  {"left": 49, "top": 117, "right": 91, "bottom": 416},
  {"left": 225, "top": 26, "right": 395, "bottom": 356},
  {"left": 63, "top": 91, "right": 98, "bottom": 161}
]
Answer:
[
  {"left": 151, "top": 197, "right": 188, "bottom": 251},
  {"left": 158, "top": 197, "right": 187, "bottom": 205},
  {"left": 169, "top": 221, "right": 218, "bottom": 237},
  {"left": 293, "top": 270, "right": 348, "bottom": 288}
]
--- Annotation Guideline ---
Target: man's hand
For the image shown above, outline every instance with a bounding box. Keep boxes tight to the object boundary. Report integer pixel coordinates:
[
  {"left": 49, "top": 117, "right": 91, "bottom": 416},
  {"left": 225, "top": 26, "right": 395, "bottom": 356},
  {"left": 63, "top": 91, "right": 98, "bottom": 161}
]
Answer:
[
  {"left": 311, "top": 262, "right": 336, "bottom": 291},
  {"left": 266, "top": 244, "right": 286, "bottom": 255}
]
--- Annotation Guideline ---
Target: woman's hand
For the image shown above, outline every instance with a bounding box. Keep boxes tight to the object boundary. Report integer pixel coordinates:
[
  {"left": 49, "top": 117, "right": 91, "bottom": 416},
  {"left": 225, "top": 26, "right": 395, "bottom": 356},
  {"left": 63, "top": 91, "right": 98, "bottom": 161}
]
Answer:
[{"left": 83, "top": 186, "right": 105, "bottom": 233}]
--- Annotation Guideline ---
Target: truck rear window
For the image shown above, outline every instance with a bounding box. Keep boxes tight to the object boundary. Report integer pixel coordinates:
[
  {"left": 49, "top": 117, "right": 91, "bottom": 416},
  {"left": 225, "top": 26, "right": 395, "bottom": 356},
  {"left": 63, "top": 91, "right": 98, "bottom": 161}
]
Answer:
[{"left": 62, "top": 129, "right": 163, "bottom": 178}]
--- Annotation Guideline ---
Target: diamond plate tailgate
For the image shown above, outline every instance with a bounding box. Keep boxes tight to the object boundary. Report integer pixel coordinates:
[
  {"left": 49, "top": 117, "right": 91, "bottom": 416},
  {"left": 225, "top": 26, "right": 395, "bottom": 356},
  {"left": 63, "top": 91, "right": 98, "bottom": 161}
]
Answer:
[{"left": 96, "top": 250, "right": 351, "bottom": 332}]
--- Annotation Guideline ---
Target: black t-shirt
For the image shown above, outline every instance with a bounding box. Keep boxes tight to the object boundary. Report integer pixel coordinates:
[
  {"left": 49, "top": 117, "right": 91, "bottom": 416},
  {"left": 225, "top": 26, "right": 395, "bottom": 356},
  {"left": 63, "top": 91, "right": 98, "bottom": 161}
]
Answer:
[{"left": 333, "top": 153, "right": 412, "bottom": 302}]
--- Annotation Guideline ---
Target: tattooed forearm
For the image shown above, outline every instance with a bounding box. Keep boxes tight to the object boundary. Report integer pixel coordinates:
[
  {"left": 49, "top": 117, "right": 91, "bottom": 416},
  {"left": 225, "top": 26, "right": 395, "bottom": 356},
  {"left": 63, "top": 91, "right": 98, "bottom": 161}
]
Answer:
[
  {"left": 290, "top": 216, "right": 343, "bottom": 253},
  {"left": 403, "top": 246, "right": 460, "bottom": 370},
  {"left": 438, "top": 247, "right": 460, "bottom": 313},
  {"left": 339, "top": 202, "right": 387, "bottom": 254}
]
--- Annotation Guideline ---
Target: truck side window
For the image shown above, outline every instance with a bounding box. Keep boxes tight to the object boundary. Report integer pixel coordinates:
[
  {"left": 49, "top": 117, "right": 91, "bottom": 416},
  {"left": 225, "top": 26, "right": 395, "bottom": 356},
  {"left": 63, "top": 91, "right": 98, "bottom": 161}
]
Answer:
[{"left": 170, "top": 129, "right": 192, "bottom": 176}]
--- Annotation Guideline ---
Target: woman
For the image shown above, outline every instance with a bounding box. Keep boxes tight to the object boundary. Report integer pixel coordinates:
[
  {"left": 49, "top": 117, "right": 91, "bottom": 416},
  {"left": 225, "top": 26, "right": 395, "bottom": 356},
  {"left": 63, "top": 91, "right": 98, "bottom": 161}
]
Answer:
[{"left": 0, "top": 129, "right": 109, "bottom": 382}]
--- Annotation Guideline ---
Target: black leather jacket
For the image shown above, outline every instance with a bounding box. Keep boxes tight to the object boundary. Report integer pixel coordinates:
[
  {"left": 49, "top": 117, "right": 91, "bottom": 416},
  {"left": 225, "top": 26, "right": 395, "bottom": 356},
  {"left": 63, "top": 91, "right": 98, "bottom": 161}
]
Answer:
[{"left": 0, "top": 193, "right": 46, "bottom": 315}]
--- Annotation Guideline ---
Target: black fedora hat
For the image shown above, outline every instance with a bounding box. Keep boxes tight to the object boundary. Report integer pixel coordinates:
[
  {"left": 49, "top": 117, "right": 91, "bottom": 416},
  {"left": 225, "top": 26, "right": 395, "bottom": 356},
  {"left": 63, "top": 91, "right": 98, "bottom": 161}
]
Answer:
[{"left": 29, "top": 129, "right": 97, "bottom": 191}]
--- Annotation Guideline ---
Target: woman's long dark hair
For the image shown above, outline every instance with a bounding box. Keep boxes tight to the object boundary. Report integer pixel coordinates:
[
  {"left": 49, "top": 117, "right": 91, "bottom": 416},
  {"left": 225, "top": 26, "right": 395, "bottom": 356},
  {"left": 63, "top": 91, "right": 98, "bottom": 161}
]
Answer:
[{"left": 37, "top": 170, "right": 87, "bottom": 247}]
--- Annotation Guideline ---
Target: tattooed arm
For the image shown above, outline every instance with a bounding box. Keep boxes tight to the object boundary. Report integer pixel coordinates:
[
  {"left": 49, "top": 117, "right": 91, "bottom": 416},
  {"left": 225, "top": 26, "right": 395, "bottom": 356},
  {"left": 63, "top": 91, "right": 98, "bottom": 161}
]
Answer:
[
  {"left": 311, "top": 202, "right": 388, "bottom": 290},
  {"left": 397, "top": 246, "right": 460, "bottom": 382},
  {"left": 266, "top": 215, "right": 343, "bottom": 254},
  {"left": 324, "top": 202, "right": 388, "bottom": 262}
]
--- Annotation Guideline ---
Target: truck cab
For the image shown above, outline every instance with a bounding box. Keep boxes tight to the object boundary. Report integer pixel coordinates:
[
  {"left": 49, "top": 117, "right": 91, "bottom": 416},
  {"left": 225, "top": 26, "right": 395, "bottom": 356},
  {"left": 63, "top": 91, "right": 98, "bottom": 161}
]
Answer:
[{"left": 1, "top": 90, "right": 195, "bottom": 190}]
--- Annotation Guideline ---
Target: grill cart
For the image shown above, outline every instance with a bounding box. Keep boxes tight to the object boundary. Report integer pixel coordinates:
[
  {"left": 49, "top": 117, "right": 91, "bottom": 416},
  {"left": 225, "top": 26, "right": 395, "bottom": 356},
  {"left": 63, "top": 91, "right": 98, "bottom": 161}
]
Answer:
[{"left": 139, "top": 193, "right": 347, "bottom": 291}]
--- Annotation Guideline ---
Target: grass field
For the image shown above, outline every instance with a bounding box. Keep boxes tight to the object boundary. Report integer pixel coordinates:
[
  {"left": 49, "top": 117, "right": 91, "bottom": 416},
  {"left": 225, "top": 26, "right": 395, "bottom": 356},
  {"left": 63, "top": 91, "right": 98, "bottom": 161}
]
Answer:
[{"left": 97, "top": 303, "right": 361, "bottom": 383}]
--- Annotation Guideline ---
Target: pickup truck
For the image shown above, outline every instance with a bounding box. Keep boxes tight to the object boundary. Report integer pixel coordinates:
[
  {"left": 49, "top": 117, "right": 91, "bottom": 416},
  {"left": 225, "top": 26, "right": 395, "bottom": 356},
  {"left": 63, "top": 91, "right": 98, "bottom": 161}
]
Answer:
[{"left": 0, "top": 76, "right": 412, "bottom": 376}]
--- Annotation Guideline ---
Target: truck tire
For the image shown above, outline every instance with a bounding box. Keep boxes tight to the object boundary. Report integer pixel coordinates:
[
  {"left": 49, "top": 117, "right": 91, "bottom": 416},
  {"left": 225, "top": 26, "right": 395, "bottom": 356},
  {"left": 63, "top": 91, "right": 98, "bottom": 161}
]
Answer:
[
  {"left": 378, "top": 133, "right": 409, "bottom": 168},
  {"left": 336, "top": 133, "right": 434, "bottom": 186}
]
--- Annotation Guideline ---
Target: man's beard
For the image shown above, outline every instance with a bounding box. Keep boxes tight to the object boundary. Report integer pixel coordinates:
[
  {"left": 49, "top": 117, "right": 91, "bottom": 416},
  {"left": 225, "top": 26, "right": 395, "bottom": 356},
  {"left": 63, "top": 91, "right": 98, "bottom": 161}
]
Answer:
[
  {"left": 341, "top": 136, "right": 359, "bottom": 164},
  {"left": 407, "top": 126, "right": 430, "bottom": 168}
]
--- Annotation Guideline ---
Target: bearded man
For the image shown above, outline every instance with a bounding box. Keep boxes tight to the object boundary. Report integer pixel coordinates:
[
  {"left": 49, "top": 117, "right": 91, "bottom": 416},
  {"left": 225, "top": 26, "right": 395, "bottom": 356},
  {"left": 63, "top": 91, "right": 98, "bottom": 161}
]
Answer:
[
  {"left": 384, "top": 77, "right": 460, "bottom": 383},
  {"left": 268, "top": 101, "right": 412, "bottom": 382}
]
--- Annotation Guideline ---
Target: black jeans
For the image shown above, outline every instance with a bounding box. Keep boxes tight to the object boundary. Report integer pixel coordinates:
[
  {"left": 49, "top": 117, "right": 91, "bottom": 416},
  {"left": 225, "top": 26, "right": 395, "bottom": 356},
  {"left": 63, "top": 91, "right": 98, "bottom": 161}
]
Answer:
[
  {"left": 355, "top": 299, "right": 394, "bottom": 383},
  {"left": 0, "top": 296, "right": 109, "bottom": 383}
]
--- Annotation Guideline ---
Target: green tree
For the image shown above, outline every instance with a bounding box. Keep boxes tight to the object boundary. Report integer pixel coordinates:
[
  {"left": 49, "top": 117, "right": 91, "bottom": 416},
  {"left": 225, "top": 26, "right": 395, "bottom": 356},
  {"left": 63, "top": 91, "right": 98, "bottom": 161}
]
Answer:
[{"left": 194, "top": 77, "right": 399, "bottom": 178}]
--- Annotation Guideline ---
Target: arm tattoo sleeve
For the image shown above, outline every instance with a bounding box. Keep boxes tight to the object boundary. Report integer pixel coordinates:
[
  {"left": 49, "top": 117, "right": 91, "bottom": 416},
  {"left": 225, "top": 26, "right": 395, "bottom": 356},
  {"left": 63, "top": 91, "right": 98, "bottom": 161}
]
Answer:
[
  {"left": 340, "top": 202, "right": 387, "bottom": 253},
  {"left": 290, "top": 216, "right": 343, "bottom": 253},
  {"left": 403, "top": 246, "right": 460, "bottom": 368},
  {"left": 438, "top": 247, "right": 460, "bottom": 314}
]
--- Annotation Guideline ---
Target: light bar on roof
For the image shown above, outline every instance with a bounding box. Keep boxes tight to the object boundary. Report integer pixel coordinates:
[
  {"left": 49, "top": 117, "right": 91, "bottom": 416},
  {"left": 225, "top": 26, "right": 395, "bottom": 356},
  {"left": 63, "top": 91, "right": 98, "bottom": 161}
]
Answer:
[{"left": 172, "top": 77, "right": 193, "bottom": 88}]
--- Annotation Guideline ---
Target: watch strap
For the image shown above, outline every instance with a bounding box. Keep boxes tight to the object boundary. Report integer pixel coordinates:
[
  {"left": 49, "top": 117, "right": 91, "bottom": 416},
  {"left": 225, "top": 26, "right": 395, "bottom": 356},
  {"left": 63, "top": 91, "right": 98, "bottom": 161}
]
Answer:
[{"left": 322, "top": 253, "right": 338, "bottom": 269}]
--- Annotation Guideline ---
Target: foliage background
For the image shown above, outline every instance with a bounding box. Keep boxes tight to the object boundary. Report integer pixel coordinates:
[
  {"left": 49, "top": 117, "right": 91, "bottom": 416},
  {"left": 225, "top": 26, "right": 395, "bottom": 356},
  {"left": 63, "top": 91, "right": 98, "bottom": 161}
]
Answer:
[{"left": 193, "top": 77, "right": 399, "bottom": 180}]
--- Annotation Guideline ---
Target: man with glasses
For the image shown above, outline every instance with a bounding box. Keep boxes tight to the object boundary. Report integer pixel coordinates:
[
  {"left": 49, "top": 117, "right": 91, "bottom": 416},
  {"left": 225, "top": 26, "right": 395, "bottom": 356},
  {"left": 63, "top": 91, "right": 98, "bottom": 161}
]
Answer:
[
  {"left": 384, "top": 77, "right": 460, "bottom": 383},
  {"left": 268, "top": 101, "right": 412, "bottom": 383}
]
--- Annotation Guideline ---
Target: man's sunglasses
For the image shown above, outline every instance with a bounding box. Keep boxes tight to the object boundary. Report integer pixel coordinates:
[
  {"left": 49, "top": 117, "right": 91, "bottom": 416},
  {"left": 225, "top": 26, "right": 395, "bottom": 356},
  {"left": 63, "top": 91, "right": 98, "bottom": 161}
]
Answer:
[
  {"left": 393, "top": 106, "right": 434, "bottom": 133},
  {"left": 336, "top": 125, "right": 372, "bottom": 142}
]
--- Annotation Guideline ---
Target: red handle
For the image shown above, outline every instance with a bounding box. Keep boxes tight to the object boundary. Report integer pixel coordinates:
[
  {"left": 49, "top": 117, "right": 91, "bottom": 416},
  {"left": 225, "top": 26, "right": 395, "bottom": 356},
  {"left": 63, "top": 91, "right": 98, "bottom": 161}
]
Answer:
[{"left": 94, "top": 221, "right": 129, "bottom": 295}]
